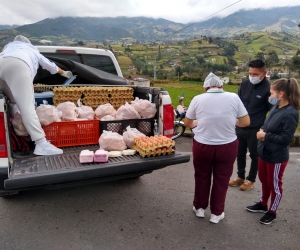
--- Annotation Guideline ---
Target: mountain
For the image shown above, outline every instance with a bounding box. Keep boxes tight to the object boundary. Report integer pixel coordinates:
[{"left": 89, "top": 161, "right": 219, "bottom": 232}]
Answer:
[
  {"left": 0, "top": 6, "right": 299, "bottom": 46},
  {"left": 17, "top": 17, "right": 132, "bottom": 40},
  {"left": 0, "top": 24, "right": 19, "bottom": 30},
  {"left": 187, "top": 6, "right": 300, "bottom": 36}
]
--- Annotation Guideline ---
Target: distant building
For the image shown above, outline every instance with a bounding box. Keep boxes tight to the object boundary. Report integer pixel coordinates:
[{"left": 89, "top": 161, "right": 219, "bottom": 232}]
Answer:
[
  {"left": 129, "top": 77, "right": 150, "bottom": 87},
  {"left": 266, "top": 71, "right": 271, "bottom": 80},
  {"left": 39, "top": 39, "right": 52, "bottom": 44},
  {"left": 221, "top": 77, "right": 230, "bottom": 84}
]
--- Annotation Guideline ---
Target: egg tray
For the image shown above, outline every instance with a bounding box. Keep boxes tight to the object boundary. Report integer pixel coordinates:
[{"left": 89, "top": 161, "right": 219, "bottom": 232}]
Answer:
[
  {"left": 134, "top": 135, "right": 175, "bottom": 151},
  {"left": 132, "top": 145, "right": 175, "bottom": 158}
]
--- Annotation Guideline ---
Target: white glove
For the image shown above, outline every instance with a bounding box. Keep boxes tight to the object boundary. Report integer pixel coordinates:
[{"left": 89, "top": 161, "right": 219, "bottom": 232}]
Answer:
[{"left": 61, "top": 71, "right": 73, "bottom": 79}]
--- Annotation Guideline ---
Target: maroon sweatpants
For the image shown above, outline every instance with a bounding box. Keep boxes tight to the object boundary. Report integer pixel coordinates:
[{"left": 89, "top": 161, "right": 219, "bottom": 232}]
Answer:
[
  {"left": 258, "top": 157, "right": 288, "bottom": 214},
  {"left": 193, "top": 139, "right": 238, "bottom": 215}
]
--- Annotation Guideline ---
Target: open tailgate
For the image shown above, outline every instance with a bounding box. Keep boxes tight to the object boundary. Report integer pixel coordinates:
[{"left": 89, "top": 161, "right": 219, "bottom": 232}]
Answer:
[{"left": 5, "top": 146, "right": 190, "bottom": 189}]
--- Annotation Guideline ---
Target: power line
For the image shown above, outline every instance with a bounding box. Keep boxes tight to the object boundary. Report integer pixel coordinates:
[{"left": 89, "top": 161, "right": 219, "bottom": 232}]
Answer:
[{"left": 167, "top": 0, "right": 243, "bottom": 37}]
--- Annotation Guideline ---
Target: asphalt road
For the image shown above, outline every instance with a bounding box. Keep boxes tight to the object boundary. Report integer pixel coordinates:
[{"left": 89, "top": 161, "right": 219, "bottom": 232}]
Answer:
[{"left": 0, "top": 136, "right": 300, "bottom": 250}]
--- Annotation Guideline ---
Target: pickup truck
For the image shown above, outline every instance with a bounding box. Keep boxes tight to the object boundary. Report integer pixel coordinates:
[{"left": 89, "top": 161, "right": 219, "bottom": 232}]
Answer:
[{"left": 0, "top": 46, "right": 190, "bottom": 197}]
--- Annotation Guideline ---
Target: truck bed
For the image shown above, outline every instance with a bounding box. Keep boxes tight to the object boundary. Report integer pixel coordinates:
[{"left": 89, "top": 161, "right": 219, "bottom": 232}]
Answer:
[{"left": 5, "top": 145, "right": 190, "bottom": 190}]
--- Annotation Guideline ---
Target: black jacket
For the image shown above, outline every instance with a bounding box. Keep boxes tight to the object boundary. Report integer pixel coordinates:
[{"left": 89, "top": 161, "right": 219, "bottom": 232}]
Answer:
[
  {"left": 258, "top": 105, "right": 299, "bottom": 163},
  {"left": 237, "top": 77, "right": 272, "bottom": 129}
]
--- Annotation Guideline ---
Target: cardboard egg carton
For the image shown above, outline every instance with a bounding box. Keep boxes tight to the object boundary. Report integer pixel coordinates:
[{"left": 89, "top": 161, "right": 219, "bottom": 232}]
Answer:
[
  {"left": 132, "top": 145, "right": 174, "bottom": 158},
  {"left": 134, "top": 135, "right": 175, "bottom": 151}
]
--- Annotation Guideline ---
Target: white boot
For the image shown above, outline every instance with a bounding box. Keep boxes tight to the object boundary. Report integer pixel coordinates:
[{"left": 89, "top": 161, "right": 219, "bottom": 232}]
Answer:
[{"left": 34, "top": 141, "right": 63, "bottom": 156}]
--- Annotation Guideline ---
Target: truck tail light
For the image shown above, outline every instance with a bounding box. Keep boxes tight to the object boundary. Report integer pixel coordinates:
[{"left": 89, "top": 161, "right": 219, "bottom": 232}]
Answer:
[
  {"left": 0, "top": 113, "right": 8, "bottom": 158},
  {"left": 163, "top": 104, "right": 174, "bottom": 138},
  {"left": 56, "top": 50, "right": 76, "bottom": 53}
]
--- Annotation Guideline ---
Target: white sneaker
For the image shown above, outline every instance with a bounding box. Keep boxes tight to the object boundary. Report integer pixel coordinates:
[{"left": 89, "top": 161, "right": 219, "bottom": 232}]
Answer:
[
  {"left": 209, "top": 212, "right": 225, "bottom": 224},
  {"left": 34, "top": 141, "right": 63, "bottom": 156},
  {"left": 193, "top": 206, "right": 205, "bottom": 218}
]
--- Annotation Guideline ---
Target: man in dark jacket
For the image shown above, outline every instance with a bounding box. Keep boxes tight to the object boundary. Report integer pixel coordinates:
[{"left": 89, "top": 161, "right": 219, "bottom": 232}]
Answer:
[{"left": 229, "top": 59, "right": 272, "bottom": 191}]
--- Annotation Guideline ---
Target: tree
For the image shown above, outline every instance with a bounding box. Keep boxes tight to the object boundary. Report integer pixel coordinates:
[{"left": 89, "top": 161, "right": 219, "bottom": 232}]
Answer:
[
  {"left": 224, "top": 44, "right": 236, "bottom": 57},
  {"left": 158, "top": 45, "right": 162, "bottom": 60},
  {"left": 208, "top": 37, "right": 213, "bottom": 44},
  {"left": 256, "top": 52, "right": 265, "bottom": 60},
  {"left": 196, "top": 56, "right": 205, "bottom": 65},
  {"left": 175, "top": 66, "right": 182, "bottom": 78},
  {"left": 265, "top": 50, "right": 279, "bottom": 69},
  {"left": 78, "top": 41, "right": 85, "bottom": 46},
  {"left": 142, "top": 66, "right": 149, "bottom": 76},
  {"left": 135, "top": 62, "right": 142, "bottom": 74},
  {"left": 290, "top": 49, "right": 300, "bottom": 75},
  {"left": 227, "top": 57, "right": 237, "bottom": 67}
]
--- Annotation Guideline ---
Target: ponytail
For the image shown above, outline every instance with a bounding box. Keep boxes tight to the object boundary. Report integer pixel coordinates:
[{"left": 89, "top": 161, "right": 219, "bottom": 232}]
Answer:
[
  {"left": 288, "top": 78, "right": 300, "bottom": 110},
  {"left": 272, "top": 78, "right": 300, "bottom": 110}
]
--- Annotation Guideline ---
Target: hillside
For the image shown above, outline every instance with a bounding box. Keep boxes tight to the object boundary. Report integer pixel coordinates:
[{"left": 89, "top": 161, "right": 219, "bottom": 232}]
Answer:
[
  {"left": 113, "top": 31, "right": 300, "bottom": 81},
  {"left": 0, "top": 6, "right": 300, "bottom": 45},
  {"left": 189, "top": 6, "right": 300, "bottom": 36},
  {"left": 0, "top": 25, "right": 19, "bottom": 30}
]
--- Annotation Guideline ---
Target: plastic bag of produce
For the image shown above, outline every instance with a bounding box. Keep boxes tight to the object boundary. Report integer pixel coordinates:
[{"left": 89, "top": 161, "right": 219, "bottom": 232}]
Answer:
[
  {"left": 11, "top": 112, "right": 29, "bottom": 136},
  {"left": 131, "top": 97, "right": 156, "bottom": 118},
  {"left": 99, "top": 130, "right": 127, "bottom": 151},
  {"left": 100, "top": 115, "right": 116, "bottom": 121},
  {"left": 36, "top": 105, "right": 62, "bottom": 126},
  {"left": 77, "top": 105, "right": 95, "bottom": 120},
  {"left": 56, "top": 102, "right": 78, "bottom": 121},
  {"left": 123, "top": 126, "right": 146, "bottom": 148},
  {"left": 95, "top": 103, "right": 116, "bottom": 119},
  {"left": 116, "top": 102, "right": 141, "bottom": 120}
]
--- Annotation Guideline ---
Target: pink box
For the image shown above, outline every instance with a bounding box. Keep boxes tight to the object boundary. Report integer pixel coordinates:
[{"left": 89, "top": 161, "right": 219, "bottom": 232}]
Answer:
[
  {"left": 79, "top": 150, "right": 94, "bottom": 163},
  {"left": 94, "top": 149, "right": 109, "bottom": 163}
]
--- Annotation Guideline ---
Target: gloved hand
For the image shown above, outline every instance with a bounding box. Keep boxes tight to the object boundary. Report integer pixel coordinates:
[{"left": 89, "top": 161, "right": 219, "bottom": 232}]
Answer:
[{"left": 61, "top": 71, "right": 73, "bottom": 79}]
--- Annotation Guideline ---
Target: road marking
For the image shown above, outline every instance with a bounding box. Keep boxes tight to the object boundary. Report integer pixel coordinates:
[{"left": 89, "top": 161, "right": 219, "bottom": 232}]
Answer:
[{"left": 289, "top": 152, "right": 300, "bottom": 155}]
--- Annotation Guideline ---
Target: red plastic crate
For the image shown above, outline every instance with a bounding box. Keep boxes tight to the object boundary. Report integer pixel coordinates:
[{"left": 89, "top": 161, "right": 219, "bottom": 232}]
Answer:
[{"left": 42, "top": 118, "right": 99, "bottom": 147}]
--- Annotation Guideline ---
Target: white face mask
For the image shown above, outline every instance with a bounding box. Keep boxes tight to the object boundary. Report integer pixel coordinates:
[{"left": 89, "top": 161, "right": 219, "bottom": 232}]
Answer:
[{"left": 249, "top": 73, "right": 263, "bottom": 85}]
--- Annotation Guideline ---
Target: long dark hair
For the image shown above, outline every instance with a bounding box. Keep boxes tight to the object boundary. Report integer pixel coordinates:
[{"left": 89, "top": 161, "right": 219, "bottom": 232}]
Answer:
[{"left": 272, "top": 78, "right": 300, "bottom": 110}]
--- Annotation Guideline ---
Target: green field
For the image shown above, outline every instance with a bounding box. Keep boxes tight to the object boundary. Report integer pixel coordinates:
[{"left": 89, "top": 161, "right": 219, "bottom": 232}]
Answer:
[
  {"left": 155, "top": 81, "right": 300, "bottom": 131},
  {"left": 154, "top": 81, "right": 239, "bottom": 107},
  {"left": 114, "top": 31, "right": 300, "bottom": 78}
]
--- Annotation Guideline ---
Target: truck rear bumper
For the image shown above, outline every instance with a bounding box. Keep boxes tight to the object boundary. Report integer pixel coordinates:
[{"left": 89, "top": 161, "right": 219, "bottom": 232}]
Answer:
[{"left": 4, "top": 149, "right": 190, "bottom": 189}]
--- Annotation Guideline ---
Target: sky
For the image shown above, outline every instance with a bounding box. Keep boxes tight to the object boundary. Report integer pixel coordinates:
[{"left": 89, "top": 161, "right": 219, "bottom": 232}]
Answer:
[{"left": 1, "top": 0, "right": 300, "bottom": 26}]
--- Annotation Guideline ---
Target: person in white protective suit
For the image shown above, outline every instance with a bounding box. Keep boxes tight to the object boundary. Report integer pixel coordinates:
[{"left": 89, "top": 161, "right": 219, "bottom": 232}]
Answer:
[{"left": 0, "top": 35, "right": 73, "bottom": 155}]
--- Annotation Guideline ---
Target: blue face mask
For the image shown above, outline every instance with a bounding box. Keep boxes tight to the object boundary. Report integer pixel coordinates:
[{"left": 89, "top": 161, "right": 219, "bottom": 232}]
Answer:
[{"left": 268, "top": 96, "right": 279, "bottom": 105}]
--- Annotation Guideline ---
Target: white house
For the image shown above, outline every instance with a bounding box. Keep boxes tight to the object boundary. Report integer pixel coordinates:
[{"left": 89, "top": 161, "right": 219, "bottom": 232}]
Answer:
[
  {"left": 39, "top": 40, "right": 52, "bottom": 44},
  {"left": 129, "top": 77, "right": 150, "bottom": 87},
  {"left": 221, "top": 77, "right": 230, "bottom": 84}
]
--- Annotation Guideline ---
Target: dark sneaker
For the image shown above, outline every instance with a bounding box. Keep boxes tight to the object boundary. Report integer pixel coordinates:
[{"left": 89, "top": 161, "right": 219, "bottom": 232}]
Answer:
[
  {"left": 246, "top": 202, "right": 268, "bottom": 213},
  {"left": 260, "top": 212, "right": 276, "bottom": 225}
]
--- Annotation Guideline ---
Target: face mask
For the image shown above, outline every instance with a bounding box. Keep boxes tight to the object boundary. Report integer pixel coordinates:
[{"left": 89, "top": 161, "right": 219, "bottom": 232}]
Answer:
[
  {"left": 268, "top": 96, "right": 279, "bottom": 105},
  {"left": 249, "top": 72, "right": 263, "bottom": 85}
]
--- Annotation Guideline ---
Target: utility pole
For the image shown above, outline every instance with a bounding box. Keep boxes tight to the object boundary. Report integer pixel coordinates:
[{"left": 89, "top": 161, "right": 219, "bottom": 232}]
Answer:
[{"left": 153, "top": 58, "right": 157, "bottom": 80}]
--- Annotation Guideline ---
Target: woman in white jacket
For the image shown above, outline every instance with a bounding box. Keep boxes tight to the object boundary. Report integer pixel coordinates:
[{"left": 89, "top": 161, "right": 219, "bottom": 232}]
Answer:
[{"left": 0, "top": 35, "right": 72, "bottom": 155}]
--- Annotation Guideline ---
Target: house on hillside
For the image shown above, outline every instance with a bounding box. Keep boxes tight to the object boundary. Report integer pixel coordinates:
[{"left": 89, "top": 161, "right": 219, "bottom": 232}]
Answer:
[
  {"left": 221, "top": 77, "right": 230, "bottom": 84},
  {"left": 40, "top": 40, "right": 52, "bottom": 44},
  {"left": 266, "top": 71, "right": 273, "bottom": 80},
  {"left": 128, "top": 77, "right": 150, "bottom": 87}
]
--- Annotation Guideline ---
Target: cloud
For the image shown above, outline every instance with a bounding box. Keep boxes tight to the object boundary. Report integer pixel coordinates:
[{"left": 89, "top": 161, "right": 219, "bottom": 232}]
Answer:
[{"left": 0, "top": 0, "right": 299, "bottom": 25}]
